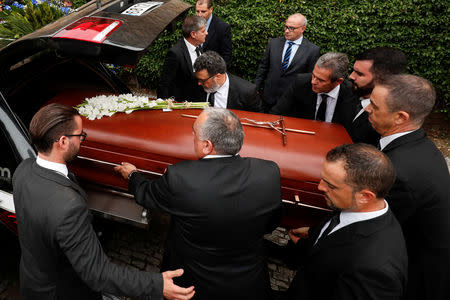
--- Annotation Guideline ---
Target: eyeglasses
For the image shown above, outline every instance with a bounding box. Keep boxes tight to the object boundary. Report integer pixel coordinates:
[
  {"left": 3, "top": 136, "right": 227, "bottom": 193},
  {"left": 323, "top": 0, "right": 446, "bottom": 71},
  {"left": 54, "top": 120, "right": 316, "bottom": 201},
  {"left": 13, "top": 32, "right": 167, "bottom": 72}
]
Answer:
[
  {"left": 197, "top": 74, "right": 216, "bottom": 84},
  {"left": 58, "top": 131, "right": 87, "bottom": 142},
  {"left": 284, "top": 25, "right": 301, "bottom": 31}
]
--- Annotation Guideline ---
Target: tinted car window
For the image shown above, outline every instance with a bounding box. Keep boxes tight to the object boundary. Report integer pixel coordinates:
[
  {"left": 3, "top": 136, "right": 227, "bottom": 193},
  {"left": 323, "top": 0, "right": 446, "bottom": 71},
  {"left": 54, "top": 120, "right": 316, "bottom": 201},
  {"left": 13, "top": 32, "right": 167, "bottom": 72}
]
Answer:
[{"left": 0, "top": 106, "right": 35, "bottom": 192}]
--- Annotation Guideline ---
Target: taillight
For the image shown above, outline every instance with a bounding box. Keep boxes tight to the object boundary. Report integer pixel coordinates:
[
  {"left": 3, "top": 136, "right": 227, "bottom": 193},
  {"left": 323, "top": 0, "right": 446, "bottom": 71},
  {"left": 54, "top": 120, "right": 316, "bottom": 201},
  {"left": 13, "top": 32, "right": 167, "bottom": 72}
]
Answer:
[
  {"left": 0, "top": 210, "right": 17, "bottom": 235},
  {"left": 53, "top": 17, "right": 123, "bottom": 44}
]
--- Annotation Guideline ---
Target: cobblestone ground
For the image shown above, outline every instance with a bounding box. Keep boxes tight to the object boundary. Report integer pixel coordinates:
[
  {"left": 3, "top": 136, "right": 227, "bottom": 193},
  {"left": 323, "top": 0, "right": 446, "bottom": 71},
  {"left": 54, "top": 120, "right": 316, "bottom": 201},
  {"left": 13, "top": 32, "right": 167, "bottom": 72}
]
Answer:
[{"left": 99, "top": 212, "right": 296, "bottom": 300}]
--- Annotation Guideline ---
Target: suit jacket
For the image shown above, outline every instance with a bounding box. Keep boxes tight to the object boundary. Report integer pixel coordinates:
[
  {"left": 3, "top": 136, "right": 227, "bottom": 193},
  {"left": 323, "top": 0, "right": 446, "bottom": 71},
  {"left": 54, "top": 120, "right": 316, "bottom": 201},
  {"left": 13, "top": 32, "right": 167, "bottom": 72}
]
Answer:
[
  {"left": 348, "top": 110, "right": 380, "bottom": 146},
  {"left": 285, "top": 209, "right": 408, "bottom": 300},
  {"left": 12, "top": 159, "right": 162, "bottom": 300},
  {"left": 202, "top": 15, "right": 232, "bottom": 67},
  {"left": 255, "top": 36, "right": 320, "bottom": 106},
  {"left": 382, "top": 129, "right": 450, "bottom": 300},
  {"left": 157, "top": 39, "right": 206, "bottom": 101},
  {"left": 270, "top": 73, "right": 358, "bottom": 132},
  {"left": 129, "top": 156, "right": 282, "bottom": 300},
  {"left": 225, "top": 73, "right": 262, "bottom": 112}
]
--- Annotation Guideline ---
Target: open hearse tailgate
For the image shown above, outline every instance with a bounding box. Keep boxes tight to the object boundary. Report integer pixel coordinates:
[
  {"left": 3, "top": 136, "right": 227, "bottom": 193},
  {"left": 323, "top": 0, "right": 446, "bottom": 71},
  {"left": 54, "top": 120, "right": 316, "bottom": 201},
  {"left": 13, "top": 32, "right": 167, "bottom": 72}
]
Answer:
[{"left": 50, "top": 90, "right": 352, "bottom": 228}]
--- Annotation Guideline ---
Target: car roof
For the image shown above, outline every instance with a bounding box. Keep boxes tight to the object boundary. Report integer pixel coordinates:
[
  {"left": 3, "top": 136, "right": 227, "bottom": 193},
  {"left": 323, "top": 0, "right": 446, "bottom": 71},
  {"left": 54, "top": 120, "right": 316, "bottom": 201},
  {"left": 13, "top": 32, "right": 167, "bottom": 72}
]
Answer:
[{"left": 0, "top": 0, "right": 191, "bottom": 68}]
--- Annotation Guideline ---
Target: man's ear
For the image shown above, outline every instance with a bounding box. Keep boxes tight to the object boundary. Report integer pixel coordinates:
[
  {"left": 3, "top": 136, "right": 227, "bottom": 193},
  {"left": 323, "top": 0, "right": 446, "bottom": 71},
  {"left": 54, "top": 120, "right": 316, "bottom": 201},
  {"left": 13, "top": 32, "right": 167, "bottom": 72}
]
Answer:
[
  {"left": 202, "top": 140, "right": 214, "bottom": 156},
  {"left": 355, "top": 189, "right": 376, "bottom": 206},
  {"left": 394, "top": 111, "right": 410, "bottom": 125},
  {"left": 335, "top": 77, "right": 344, "bottom": 85}
]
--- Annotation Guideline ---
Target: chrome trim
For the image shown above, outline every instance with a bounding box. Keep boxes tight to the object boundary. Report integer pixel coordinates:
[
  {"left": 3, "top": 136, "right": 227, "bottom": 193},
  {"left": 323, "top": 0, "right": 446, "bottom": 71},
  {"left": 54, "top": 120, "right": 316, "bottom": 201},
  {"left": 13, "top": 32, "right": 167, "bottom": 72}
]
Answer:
[
  {"left": 77, "top": 155, "right": 164, "bottom": 176},
  {"left": 282, "top": 199, "right": 331, "bottom": 212},
  {"left": 0, "top": 190, "right": 15, "bottom": 213}
]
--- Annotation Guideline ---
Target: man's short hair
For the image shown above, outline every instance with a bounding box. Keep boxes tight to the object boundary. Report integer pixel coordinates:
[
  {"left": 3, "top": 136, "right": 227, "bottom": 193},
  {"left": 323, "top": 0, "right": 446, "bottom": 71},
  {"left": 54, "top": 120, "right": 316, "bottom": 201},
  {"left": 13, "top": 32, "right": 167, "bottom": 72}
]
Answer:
[
  {"left": 379, "top": 74, "right": 435, "bottom": 126},
  {"left": 287, "top": 13, "right": 307, "bottom": 26},
  {"left": 182, "top": 15, "right": 207, "bottom": 38},
  {"left": 316, "top": 52, "right": 349, "bottom": 82},
  {"left": 326, "top": 143, "right": 396, "bottom": 199},
  {"left": 194, "top": 51, "right": 227, "bottom": 75},
  {"left": 198, "top": 108, "right": 244, "bottom": 155},
  {"left": 197, "top": 0, "right": 213, "bottom": 8},
  {"left": 356, "top": 47, "right": 407, "bottom": 81},
  {"left": 29, "top": 103, "right": 80, "bottom": 154}
]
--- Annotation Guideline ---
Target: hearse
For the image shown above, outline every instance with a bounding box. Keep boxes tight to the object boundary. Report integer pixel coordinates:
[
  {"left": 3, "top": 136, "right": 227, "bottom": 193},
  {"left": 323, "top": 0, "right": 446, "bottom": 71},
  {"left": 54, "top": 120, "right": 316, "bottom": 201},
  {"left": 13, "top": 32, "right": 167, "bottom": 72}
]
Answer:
[{"left": 0, "top": 0, "right": 351, "bottom": 235}]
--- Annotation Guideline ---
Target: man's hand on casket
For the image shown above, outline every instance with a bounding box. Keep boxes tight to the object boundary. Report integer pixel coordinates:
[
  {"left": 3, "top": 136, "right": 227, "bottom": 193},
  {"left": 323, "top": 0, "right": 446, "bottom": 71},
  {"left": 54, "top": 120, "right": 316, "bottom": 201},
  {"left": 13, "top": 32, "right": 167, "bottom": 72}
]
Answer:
[
  {"left": 288, "top": 227, "right": 310, "bottom": 244},
  {"left": 114, "top": 162, "right": 138, "bottom": 180},
  {"left": 162, "top": 269, "right": 195, "bottom": 300}
]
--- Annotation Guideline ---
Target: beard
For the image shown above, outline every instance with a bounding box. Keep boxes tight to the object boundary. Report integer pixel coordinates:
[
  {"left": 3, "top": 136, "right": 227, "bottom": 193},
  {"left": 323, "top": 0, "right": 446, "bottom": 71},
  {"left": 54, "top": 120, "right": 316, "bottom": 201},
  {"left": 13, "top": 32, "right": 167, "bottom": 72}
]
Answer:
[
  {"left": 64, "top": 141, "right": 80, "bottom": 163},
  {"left": 351, "top": 79, "right": 374, "bottom": 98},
  {"left": 203, "top": 78, "right": 221, "bottom": 94}
]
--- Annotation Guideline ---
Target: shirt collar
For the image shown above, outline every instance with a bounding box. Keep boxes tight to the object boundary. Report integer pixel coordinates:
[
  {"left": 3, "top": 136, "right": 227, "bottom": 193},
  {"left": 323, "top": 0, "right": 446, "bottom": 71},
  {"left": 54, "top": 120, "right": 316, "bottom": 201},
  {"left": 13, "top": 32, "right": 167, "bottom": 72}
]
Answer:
[
  {"left": 379, "top": 130, "right": 416, "bottom": 150},
  {"left": 36, "top": 156, "right": 68, "bottom": 178},
  {"left": 320, "top": 83, "right": 340, "bottom": 99},
  {"left": 361, "top": 98, "right": 370, "bottom": 109},
  {"left": 339, "top": 200, "right": 389, "bottom": 226},
  {"left": 206, "top": 14, "right": 213, "bottom": 31},
  {"left": 203, "top": 154, "right": 234, "bottom": 159},
  {"left": 184, "top": 38, "right": 197, "bottom": 53},
  {"left": 287, "top": 35, "right": 303, "bottom": 46}
]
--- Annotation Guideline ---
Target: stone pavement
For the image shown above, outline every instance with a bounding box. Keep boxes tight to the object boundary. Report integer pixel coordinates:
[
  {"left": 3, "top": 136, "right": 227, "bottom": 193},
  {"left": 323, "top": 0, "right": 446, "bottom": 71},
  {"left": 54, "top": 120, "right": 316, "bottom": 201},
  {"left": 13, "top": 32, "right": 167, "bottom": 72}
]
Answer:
[{"left": 99, "top": 213, "right": 296, "bottom": 300}]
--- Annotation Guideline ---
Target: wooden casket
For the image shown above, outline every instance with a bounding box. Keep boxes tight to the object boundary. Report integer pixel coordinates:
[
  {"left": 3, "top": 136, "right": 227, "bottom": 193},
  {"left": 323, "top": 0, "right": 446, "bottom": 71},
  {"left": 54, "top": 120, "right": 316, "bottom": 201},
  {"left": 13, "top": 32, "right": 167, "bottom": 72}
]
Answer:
[{"left": 50, "top": 90, "right": 352, "bottom": 229}]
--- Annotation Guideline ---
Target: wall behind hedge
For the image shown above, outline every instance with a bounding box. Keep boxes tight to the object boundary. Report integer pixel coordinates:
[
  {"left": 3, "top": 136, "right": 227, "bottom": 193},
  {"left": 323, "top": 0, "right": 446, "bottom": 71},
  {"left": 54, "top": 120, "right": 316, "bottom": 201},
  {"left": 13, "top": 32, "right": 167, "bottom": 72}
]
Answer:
[{"left": 133, "top": 0, "right": 449, "bottom": 108}]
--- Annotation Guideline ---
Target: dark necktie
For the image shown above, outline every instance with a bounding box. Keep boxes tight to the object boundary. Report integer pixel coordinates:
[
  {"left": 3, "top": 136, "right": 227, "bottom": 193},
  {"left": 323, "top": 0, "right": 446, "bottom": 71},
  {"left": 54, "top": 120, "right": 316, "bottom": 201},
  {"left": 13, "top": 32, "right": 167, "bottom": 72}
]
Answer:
[
  {"left": 319, "top": 212, "right": 340, "bottom": 241},
  {"left": 195, "top": 46, "right": 202, "bottom": 58},
  {"left": 316, "top": 94, "right": 328, "bottom": 121},
  {"left": 208, "top": 92, "right": 216, "bottom": 107},
  {"left": 281, "top": 41, "right": 294, "bottom": 71}
]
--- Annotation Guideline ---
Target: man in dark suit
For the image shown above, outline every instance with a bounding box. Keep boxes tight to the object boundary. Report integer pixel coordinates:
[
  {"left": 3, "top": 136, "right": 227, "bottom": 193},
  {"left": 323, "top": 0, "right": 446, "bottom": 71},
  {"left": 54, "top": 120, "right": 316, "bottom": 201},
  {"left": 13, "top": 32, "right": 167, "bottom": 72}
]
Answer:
[
  {"left": 115, "top": 108, "right": 282, "bottom": 300},
  {"left": 196, "top": 0, "right": 232, "bottom": 67},
  {"left": 193, "top": 51, "right": 262, "bottom": 112},
  {"left": 12, "top": 103, "right": 194, "bottom": 300},
  {"left": 365, "top": 74, "right": 450, "bottom": 300},
  {"left": 255, "top": 13, "right": 320, "bottom": 111},
  {"left": 271, "top": 52, "right": 357, "bottom": 132},
  {"left": 157, "top": 15, "right": 208, "bottom": 102},
  {"left": 282, "top": 143, "right": 407, "bottom": 300},
  {"left": 347, "top": 47, "right": 407, "bottom": 146}
]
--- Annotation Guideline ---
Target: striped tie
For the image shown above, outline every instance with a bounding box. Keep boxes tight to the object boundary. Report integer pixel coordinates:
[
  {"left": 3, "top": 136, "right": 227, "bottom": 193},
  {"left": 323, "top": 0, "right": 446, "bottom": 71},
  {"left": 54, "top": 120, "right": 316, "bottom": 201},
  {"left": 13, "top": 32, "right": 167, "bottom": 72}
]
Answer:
[{"left": 281, "top": 41, "right": 295, "bottom": 71}]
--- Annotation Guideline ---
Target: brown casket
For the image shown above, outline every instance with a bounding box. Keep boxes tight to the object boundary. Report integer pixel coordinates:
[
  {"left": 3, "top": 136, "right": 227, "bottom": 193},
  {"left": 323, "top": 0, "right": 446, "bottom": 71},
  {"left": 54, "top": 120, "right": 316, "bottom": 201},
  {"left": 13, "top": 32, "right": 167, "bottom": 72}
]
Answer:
[{"left": 50, "top": 90, "right": 352, "bottom": 229}]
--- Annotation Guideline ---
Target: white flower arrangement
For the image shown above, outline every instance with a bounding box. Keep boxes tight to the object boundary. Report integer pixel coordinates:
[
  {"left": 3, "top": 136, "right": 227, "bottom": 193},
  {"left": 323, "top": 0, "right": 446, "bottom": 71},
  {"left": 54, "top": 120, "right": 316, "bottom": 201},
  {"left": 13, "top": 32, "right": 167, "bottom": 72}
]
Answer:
[{"left": 76, "top": 94, "right": 209, "bottom": 120}]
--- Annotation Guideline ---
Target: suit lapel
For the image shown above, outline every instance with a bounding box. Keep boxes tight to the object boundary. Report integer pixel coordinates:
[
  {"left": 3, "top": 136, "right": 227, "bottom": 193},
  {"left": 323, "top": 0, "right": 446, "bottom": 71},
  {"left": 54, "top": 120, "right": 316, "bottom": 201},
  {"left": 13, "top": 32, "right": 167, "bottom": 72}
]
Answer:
[
  {"left": 180, "top": 40, "right": 194, "bottom": 73},
  {"left": 310, "top": 210, "right": 394, "bottom": 256},
  {"left": 203, "top": 16, "right": 216, "bottom": 48},
  {"left": 33, "top": 162, "right": 88, "bottom": 200},
  {"left": 285, "top": 41, "right": 306, "bottom": 74},
  {"left": 226, "top": 74, "right": 237, "bottom": 109}
]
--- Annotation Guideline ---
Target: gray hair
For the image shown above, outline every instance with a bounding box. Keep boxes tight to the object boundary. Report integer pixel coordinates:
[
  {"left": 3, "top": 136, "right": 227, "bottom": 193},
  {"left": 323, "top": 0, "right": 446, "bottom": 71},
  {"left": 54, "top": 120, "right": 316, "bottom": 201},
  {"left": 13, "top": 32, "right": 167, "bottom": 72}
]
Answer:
[
  {"left": 198, "top": 108, "right": 244, "bottom": 155},
  {"left": 326, "top": 143, "right": 396, "bottom": 199},
  {"left": 379, "top": 74, "right": 436, "bottom": 126},
  {"left": 288, "top": 13, "right": 307, "bottom": 26},
  {"left": 182, "top": 15, "right": 206, "bottom": 38},
  {"left": 316, "top": 52, "right": 349, "bottom": 82},
  {"left": 194, "top": 51, "right": 227, "bottom": 75}
]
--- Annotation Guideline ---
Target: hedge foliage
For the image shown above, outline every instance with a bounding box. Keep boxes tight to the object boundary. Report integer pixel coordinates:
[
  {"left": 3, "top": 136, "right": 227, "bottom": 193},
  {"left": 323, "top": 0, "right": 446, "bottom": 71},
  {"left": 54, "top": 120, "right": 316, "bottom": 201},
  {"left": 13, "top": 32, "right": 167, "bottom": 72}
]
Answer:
[{"left": 133, "top": 0, "right": 449, "bottom": 110}]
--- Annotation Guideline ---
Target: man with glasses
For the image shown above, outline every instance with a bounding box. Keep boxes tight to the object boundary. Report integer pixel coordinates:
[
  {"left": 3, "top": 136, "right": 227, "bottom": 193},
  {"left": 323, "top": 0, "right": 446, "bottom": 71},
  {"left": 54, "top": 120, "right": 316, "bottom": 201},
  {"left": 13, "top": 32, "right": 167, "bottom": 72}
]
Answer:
[
  {"left": 194, "top": 51, "right": 262, "bottom": 112},
  {"left": 255, "top": 13, "right": 320, "bottom": 112},
  {"left": 13, "top": 103, "right": 194, "bottom": 300}
]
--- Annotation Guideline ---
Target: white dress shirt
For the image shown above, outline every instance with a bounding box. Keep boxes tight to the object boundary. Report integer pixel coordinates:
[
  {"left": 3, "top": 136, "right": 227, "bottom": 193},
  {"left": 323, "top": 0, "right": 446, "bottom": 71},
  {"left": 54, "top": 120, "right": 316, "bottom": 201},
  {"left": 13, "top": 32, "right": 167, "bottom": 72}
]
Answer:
[
  {"left": 36, "top": 156, "right": 69, "bottom": 178},
  {"left": 379, "top": 130, "right": 416, "bottom": 150},
  {"left": 315, "top": 84, "right": 341, "bottom": 122},
  {"left": 281, "top": 36, "right": 304, "bottom": 67},
  {"left": 353, "top": 98, "right": 370, "bottom": 121},
  {"left": 315, "top": 200, "right": 389, "bottom": 244},
  {"left": 184, "top": 38, "right": 200, "bottom": 69},
  {"left": 207, "top": 73, "right": 230, "bottom": 108}
]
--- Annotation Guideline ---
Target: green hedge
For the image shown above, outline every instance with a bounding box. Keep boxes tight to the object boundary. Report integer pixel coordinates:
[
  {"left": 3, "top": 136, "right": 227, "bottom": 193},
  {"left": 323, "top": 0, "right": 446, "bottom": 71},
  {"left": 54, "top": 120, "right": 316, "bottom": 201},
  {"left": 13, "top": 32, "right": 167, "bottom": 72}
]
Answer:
[{"left": 133, "top": 0, "right": 449, "bottom": 111}]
